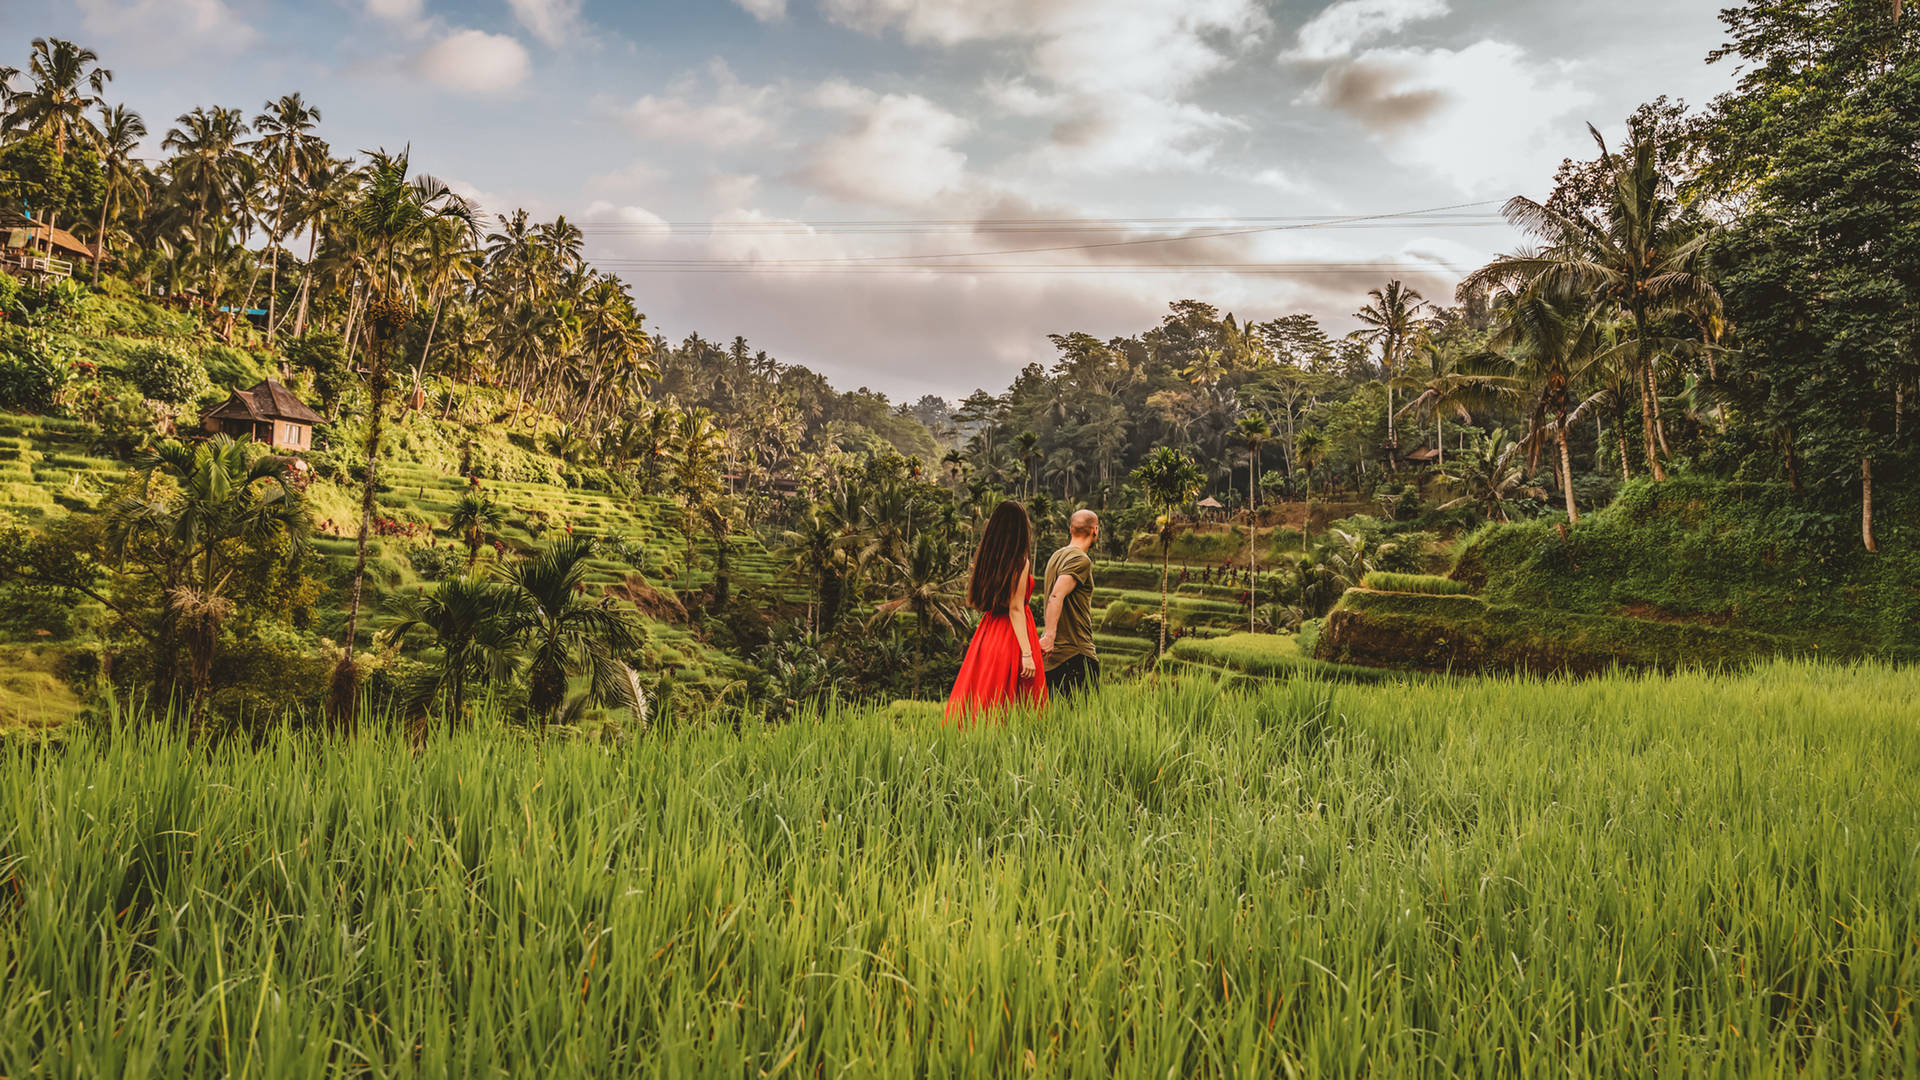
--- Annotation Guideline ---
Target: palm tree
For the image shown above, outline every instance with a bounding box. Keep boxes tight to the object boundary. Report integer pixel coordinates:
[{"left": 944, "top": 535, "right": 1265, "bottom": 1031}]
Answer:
[
  {"left": 1014, "top": 430, "right": 1040, "bottom": 498},
  {"left": 1235, "top": 413, "right": 1269, "bottom": 634},
  {"left": 1462, "top": 127, "right": 1716, "bottom": 482},
  {"left": 249, "top": 93, "right": 325, "bottom": 343},
  {"left": 671, "top": 406, "right": 725, "bottom": 579},
  {"left": 1295, "top": 429, "right": 1327, "bottom": 554},
  {"left": 1353, "top": 281, "right": 1428, "bottom": 461},
  {"left": 1488, "top": 286, "right": 1608, "bottom": 524},
  {"left": 291, "top": 155, "right": 356, "bottom": 337},
  {"left": 88, "top": 104, "right": 146, "bottom": 288},
  {"left": 1393, "top": 338, "right": 1510, "bottom": 465},
  {"left": 496, "top": 537, "right": 644, "bottom": 724},
  {"left": 332, "top": 148, "right": 483, "bottom": 721},
  {"left": 107, "top": 436, "right": 308, "bottom": 722},
  {"left": 871, "top": 532, "right": 967, "bottom": 698},
  {"left": 380, "top": 577, "right": 515, "bottom": 726},
  {"left": 1130, "top": 445, "right": 1206, "bottom": 658},
  {"left": 779, "top": 504, "right": 843, "bottom": 635},
  {"left": 447, "top": 492, "right": 505, "bottom": 569},
  {"left": 1439, "top": 428, "right": 1541, "bottom": 522},
  {"left": 2, "top": 38, "right": 112, "bottom": 157},
  {"left": 162, "top": 106, "right": 254, "bottom": 304}
]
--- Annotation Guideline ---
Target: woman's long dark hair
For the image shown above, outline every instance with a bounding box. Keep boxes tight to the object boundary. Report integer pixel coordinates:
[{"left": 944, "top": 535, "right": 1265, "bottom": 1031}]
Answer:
[{"left": 968, "top": 500, "right": 1033, "bottom": 613}]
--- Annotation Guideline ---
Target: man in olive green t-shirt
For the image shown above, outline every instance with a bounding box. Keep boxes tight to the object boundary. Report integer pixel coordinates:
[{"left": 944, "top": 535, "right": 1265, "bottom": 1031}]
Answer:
[{"left": 1039, "top": 509, "right": 1099, "bottom": 697}]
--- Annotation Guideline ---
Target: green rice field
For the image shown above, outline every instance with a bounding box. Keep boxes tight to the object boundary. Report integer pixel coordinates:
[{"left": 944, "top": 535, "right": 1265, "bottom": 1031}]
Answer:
[{"left": 3, "top": 661, "right": 1916, "bottom": 1077}]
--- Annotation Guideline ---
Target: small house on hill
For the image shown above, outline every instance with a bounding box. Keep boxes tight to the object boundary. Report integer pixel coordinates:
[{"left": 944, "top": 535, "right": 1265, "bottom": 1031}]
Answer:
[
  {"left": 201, "top": 379, "right": 323, "bottom": 452},
  {"left": 1, "top": 220, "right": 100, "bottom": 278}
]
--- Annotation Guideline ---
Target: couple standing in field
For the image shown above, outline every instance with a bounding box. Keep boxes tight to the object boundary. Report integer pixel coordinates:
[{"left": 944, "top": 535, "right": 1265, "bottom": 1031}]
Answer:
[{"left": 944, "top": 500, "right": 1100, "bottom": 722}]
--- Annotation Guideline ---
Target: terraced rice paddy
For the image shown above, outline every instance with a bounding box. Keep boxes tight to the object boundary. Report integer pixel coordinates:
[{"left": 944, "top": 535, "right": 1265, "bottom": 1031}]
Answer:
[{"left": 1, "top": 661, "right": 1914, "bottom": 1076}]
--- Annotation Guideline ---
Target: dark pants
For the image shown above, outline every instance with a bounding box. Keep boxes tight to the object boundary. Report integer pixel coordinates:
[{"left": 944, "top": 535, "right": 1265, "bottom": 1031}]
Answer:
[{"left": 1047, "top": 654, "right": 1100, "bottom": 699}]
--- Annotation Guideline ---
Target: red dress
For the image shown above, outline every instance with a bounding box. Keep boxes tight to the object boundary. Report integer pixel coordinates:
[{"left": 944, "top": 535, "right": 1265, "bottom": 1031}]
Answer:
[{"left": 945, "top": 573, "right": 1048, "bottom": 723}]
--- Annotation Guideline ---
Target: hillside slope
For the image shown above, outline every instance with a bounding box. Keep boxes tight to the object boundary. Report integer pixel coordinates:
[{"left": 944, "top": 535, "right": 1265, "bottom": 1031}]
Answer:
[{"left": 1317, "top": 478, "right": 1918, "bottom": 673}]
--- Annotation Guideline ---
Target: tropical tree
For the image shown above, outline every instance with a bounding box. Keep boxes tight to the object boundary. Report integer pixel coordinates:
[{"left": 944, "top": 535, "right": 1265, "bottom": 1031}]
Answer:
[
  {"left": 870, "top": 531, "right": 967, "bottom": 698},
  {"left": 1130, "top": 445, "right": 1205, "bottom": 658},
  {"left": 447, "top": 492, "right": 505, "bottom": 569},
  {"left": 1235, "top": 412, "right": 1268, "bottom": 634},
  {"left": 495, "top": 537, "right": 644, "bottom": 724},
  {"left": 1488, "top": 286, "right": 1609, "bottom": 524},
  {"left": 248, "top": 92, "right": 325, "bottom": 342},
  {"left": 2, "top": 38, "right": 112, "bottom": 157},
  {"left": 1438, "top": 428, "right": 1542, "bottom": 522},
  {"left": 106, "top": 435, "right": 309, "bottom": 723},
  {"left": 1463, "top": 127, "right": 1717, "bottom": 482},
  {"left": 1353, "top": 280, "right": 1427, "bottom": 459},
  {"left": 379, "top": 577, "right": 515, "bottom": 725},
  {"left": 87, "top": 103, "right": 145, "bottom": 287},
  {"left": 332, "top": 148, "right": 483, "bottom": 720}
]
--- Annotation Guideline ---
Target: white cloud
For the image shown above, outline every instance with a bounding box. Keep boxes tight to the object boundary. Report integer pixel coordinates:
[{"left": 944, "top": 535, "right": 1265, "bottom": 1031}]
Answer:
[
  {"left": 508, "top": 0, "right": 584, "bottom": 46},
  {"left": 801, "top": 82, "right": 974, "bottom": 209},
  {"left": 826, "top": 0, "right": 1267, "bottom": 174},
  {"left": 414, "top": 30, "right": 532, "bottom": 96},
  {"left": 733, "top": 0, "right": 788, "bottom": 20},
  {"left": 583, "top": 200, "right": 672, "bottom": 236},
  {"left": 74, "top": 0, "right": 259, "bottom": 50},
  {"left": 620, "top": 60, "right": 780, "bottom": 148},
  {"left": 363, "top": 0, "right": 423, "bottom": 21},
  {"left": 708, "top": 173, "right": 762, "bottom": 209},
  {"left": 1288, "top": 0, "right": 1450, "bottom": 62},
  {"left": 1303, "top": 39, "right": 1592, "bottom": 193}
]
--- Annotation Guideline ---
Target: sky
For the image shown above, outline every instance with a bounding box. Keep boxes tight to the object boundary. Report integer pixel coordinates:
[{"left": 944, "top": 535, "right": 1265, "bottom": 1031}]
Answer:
[{"left": 12, "top": 0, "right": 1740, "bottom": 401}]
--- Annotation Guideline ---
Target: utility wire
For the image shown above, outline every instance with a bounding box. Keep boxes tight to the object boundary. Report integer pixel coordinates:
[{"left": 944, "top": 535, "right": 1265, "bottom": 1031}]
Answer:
[{"left": 571, "top": 200, "right": 1506, "bottom": 267}]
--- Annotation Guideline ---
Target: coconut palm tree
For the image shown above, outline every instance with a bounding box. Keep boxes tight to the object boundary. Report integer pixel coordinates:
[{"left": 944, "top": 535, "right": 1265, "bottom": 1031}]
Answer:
[
  {"left": 1488, "top": 286, "right": 1609, "bottom": 524},
  {"left": 1461, "top": 127, "right": 1716, "bottom": 482},
  {"left": 290, "top": 155, "right": 357, "bottom": 336},
  {"left": 1130, "top": 445, "right": 1205, "bottom": 658},
  {"left": 1353, "top": 280, "right": 1428, "bottom": 460},
  {"left": 871, "top": 532, "right": 967, "bottom": 698},
  {"left": 1235, "top": 412, "right": 1269, "bottom": 633},
  {"left": 495, "top": 537, "right": 644, "bottom": 724},
  {"left": 87, "top": 103, "right": 146, "bottom": 287},
  {"left": 2, "top": 38, "right": 112, "bottom": 157},
  {"left": 248, "top": 93, "right": 325, "bottom": 342},
  {"left": 1439, "top": 428, "right": 1542, "bottom": 522},
  {"left": 162, "top": 106, "right": 252, "bottom": 244},
  {"left": 332, "top": 148, "right": 483, "bottom": 721},
  {"left": 380, "top": 576, "right": 516, "bottom": 726},
  {"left": 779, "top": 504, "right": 844, "bottom": 635}
]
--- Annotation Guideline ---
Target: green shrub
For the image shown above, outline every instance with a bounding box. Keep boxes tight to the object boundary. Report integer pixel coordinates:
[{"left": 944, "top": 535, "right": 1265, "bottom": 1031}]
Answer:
[
  {"left": 201, "top": 343, "right": 268, "bottom": 390},
  {"left": 284, "top": 331, "right": 348, "bottom": 414},
  {"left": 1360, "top": 571, "right": 1468, "bottom": 595},
  {"left": 0, "top": 330, "right": 76, "bottom": 413},
  {"left": 129, "top": 342, "right": 208, "bottom": 404}
]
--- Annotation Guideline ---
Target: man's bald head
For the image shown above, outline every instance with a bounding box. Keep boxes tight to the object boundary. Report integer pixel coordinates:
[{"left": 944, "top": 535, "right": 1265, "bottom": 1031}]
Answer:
[{"left": 1069, "top": 509, "right": 1100, "bottom": 538}]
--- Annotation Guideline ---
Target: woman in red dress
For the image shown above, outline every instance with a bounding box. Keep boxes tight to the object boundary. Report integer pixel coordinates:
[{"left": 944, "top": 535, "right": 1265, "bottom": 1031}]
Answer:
[{"left": 946, "top": 500, "right": 1048, "bottom": 723}]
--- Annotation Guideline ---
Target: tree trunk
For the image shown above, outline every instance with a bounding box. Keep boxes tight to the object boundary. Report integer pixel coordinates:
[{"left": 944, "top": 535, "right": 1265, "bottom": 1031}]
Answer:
[
  {"left": 294, "top": 224, "right": 319, "bottom": 336},
  {"left": 1862, "top": 456, "right": 1877, "bottom": 553},
  {"left": 1158, "top": 537, "right": 1171, "bottom": 660},
  {"left": 1247, "top": 446, "right": 1257, "bottom": 635},
  {"left": 1559, "top": 423, "right": 1579, "bottom": 525},
  {"left": 1648, "top": 363, "right": 1673, "bottom": 460},
  {"left": 331, "top": 325, "right": 389, "bottom": 730},
  {"left": 92, "top": 189, "right": 111, "bottom": 288},
  {"left": 1635, "top": 311, "right": 1667, "bottom": 481},
  {"left": 1616, "top": 409, "right": 1634, "bottom": 483}
]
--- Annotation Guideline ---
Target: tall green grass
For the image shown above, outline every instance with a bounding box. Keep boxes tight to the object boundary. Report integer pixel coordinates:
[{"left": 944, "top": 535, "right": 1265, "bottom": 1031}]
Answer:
[
  {"left": 2, "top": 662, "right": 1916, "bottom": 1076},
  {"left": 1360, "top": 570, "right": 1469, "bottom": 595}
]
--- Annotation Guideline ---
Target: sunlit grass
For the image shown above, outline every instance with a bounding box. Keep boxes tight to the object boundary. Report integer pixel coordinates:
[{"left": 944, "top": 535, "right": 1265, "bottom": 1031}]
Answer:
[{"left": 1, "top": 661, "right": 1916, "bottom": 1076}]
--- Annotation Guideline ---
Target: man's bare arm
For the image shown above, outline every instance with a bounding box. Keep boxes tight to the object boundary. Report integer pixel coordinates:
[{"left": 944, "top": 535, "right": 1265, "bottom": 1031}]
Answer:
[{"left": 1039, "top": 573, "right": 1077, "bottom": 652}]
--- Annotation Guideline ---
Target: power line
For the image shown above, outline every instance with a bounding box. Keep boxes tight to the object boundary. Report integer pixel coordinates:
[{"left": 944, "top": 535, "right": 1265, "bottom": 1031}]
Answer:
[{"left": 572, "top": 200, "right": 1507, "bottom": 267}]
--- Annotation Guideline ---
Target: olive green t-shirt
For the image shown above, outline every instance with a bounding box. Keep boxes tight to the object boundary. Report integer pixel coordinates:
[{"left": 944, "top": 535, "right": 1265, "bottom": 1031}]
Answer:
[{"left": 1042, "top": 544, "right": 1096, "bottom": 670}]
